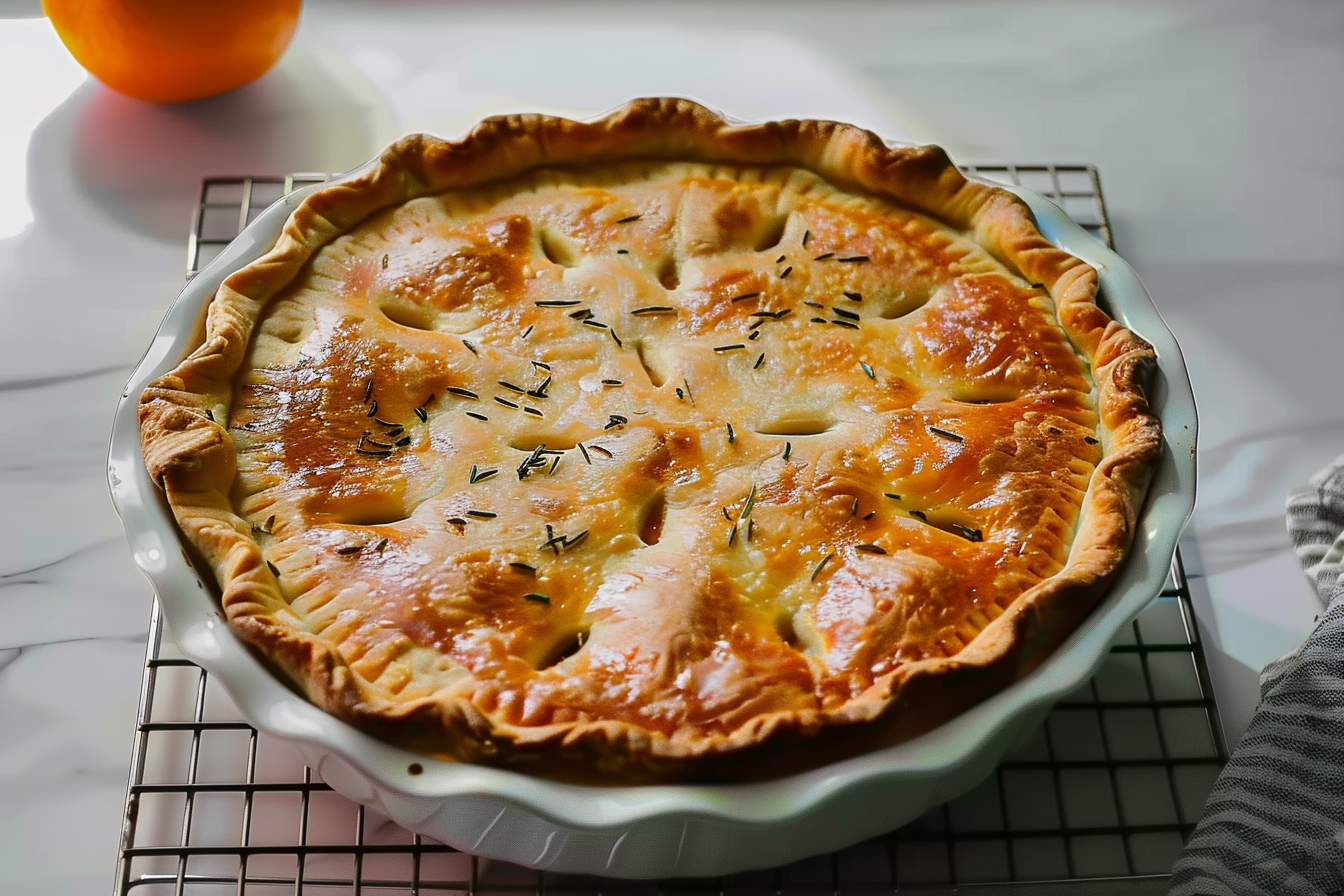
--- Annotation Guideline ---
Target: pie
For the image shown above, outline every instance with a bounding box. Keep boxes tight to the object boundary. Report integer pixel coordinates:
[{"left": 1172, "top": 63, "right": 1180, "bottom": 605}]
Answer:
[{"left": 139, "top": 98, "right": 1161, "bottom": 782}]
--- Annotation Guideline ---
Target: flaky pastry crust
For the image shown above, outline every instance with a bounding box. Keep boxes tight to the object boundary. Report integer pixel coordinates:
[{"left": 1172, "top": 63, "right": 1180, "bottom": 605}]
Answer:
[{"left": 140, "top": 98, "right": 1160, "bottom": 782}]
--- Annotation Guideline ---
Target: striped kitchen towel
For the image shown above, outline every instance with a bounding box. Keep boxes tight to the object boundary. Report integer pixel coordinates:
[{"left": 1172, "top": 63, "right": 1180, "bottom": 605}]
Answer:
[
  {"left": 1285, "top": 454, "right": 1344, "bottom": 607},
  {"left": 1169, "top": 452, "right": 1344, "bottom": 895}
]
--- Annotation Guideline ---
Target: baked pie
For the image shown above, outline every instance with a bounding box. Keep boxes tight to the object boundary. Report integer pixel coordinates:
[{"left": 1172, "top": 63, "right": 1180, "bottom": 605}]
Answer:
[{"left": 140, "top": 98, "right": 1161, "bottom": 782}]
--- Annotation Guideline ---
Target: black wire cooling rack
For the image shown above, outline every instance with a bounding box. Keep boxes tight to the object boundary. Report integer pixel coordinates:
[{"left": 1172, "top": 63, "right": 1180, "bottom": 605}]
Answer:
[{"left": 114, "top": 165, "right": 1223, "bottom": 895}]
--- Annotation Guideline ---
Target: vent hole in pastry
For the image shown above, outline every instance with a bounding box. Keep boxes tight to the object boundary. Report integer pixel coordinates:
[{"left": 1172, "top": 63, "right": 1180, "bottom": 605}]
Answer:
[
  {"left": 876, "top": 290, "right": 933, "bottom": 320},
  {"left": 380, "top": 300, "right": 437, "bottom": 331},
  {"left": 339, "top": 507, "right": 412, "bottom": 527},
  {"left": 264, "top": 320, "right": 306, "bottom": 345},
  {"left": 657, "top": 256, "right": 680, "bottom": 291},
  {"left": 638, "top": 491, "right": 667, "bottom": 545},
  {"left": 539, "top": 228, "right": 579, "bottom": 268},
  {"left": 510, "top": 435, "right": 579, "bottom": 453},
  {"left": 950, "top": 388, "right": 1019, "bottom": 406},
  {"left": 775, "top": 613, "right": 803, "bottom": 650},
  {"left": 755, "top": 415, "right": 835, "bottom": 437},
  {"left": 752, "top": 214, "right": 790, "bottom": 253},
  {"left": 325, "top": 491, "right": 411, "bottom": 528},
  {"left": 535, "top": 627, "right": 590, "bottom": 670},
  {"left": 635, "top": 342, "right": 667, "bottom": 387}
]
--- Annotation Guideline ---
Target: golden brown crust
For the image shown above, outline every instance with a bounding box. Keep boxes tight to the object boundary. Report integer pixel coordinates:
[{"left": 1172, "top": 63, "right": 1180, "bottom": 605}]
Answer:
[{"left": 139, "top": 98, "right": 1160, "bottom": 781}]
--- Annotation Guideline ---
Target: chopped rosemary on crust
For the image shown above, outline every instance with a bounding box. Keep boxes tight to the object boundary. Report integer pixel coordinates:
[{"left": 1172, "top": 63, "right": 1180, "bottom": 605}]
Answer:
[
  {"left": 953, "top": 525, "right": 984, "bottom": 542},
  {"left": 810, "top": 552, "right": 834, "bottom": 582}
]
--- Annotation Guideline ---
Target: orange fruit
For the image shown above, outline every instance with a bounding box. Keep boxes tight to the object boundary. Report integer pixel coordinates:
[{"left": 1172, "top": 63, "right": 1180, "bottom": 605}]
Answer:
[{"left": 44, "top": 0, "right": 302, "bottom": 104}]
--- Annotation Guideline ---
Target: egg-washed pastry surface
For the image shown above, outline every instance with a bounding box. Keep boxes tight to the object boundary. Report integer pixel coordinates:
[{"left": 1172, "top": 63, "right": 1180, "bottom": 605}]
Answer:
[{"left": 140, "top": 98, "right": 1160, "bottom": 782}]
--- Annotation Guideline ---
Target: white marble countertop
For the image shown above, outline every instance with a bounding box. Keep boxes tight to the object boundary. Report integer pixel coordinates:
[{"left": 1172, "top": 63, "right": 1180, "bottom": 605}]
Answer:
[{"left": 2, "top": 0, "right": 1341, "bottom": 892}]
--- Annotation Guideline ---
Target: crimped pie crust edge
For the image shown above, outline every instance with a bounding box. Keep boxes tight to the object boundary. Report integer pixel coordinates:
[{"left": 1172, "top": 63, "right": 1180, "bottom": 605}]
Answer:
[{"left": 138, "top": 97, "right": 1161, "bottom": 781}]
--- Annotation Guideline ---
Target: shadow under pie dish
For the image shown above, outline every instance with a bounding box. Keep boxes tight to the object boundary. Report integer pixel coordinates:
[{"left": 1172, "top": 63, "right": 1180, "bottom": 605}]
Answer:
[{"left": 114, "top": 98, "right": 1194, "bottom": 875}]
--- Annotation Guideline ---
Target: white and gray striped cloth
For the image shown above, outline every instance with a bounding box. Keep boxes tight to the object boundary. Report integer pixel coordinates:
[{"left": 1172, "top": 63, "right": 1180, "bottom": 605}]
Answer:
[{"left": 1170, "top": 453, "right": 1344, "bottom": 894}]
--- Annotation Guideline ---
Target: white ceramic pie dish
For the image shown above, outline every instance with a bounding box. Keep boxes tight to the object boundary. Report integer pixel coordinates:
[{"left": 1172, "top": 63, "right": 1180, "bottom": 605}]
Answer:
[{"left": 108, "top": 133, "right": 1196, "bottom": 879}]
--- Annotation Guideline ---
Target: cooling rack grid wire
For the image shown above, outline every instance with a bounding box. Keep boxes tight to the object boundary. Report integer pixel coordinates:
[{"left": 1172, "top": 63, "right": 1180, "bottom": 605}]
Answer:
[{"left": 115, "top": 166, "right": 1222, "bottom": 895}]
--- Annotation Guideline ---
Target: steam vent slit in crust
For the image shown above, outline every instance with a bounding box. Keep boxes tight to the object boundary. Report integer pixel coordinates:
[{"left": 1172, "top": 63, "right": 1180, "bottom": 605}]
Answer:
[{"left": 139, "top": 98, "right": 1161, "bottom": 783}]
